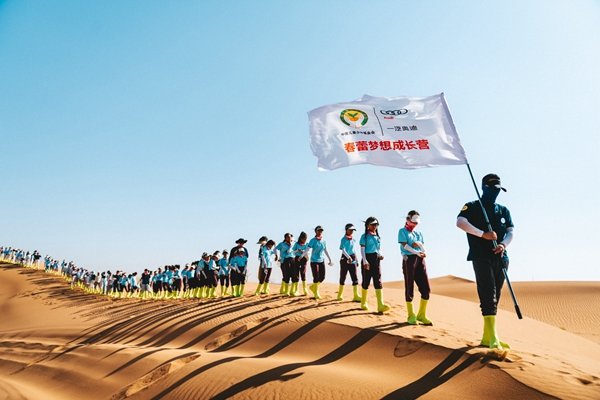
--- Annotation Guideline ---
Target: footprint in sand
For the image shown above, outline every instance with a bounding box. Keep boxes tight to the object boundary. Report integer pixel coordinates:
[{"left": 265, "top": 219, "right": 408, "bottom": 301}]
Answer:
[
  {"left": 393, "top": 337, "right": 425, "bottom": 358},
  {"left": 110, "top": 354, "right": 200, "bottom": 400},
  {"left": 204, "top": 317, "right": 270, "bottom": 351}
]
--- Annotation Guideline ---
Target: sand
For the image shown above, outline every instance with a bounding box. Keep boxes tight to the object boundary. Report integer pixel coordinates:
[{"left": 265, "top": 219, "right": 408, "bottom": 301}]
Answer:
[{"left": 1, "top": 263, "right": 599, "bottom": 399}]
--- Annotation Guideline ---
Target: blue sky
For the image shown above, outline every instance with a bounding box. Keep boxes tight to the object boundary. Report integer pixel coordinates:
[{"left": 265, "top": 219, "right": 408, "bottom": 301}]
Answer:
[{"left": 1, "top": 1, "right": 599, "bottom": 281}]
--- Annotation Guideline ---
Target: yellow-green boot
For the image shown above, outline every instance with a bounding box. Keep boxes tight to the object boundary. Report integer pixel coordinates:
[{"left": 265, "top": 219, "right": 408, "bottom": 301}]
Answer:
[
  {"left": 301, "top": 281, "right": 307, "bottom": 296},
  {"left": 375, "top": 289, "right": 390, "bottom": 313},
  {"left": 289, "top": 282, "right": 298, "bottom": 296},
  {"left": 481, "top": 315, "right": 510, "bottom": 350},
  {"left": 239, "top": 284, "right": 245, "bottom": 296},
  {"left": 336, "top": 285, "right": 344, "bottom": 301},
  {"left": 254, "top": 283, "right": 263, "bottom": 295},
  {"left": 309, "top": 282, "right": 321, "bottom": 299},
  {"left": 416, "top": 299, "right": 433, "bottom": 325},
  {"left": 361, "top": 288, "right": 369, "bottom": 310},
  {"left": 407, "top": 302, "right": 417, "bottom": 325},
  {"left": 261, "top": 282, "right": 270, "bottom": 295},
  {"left": 281, "top": 282, "right": 289, "bottom": 296},
  {"left": 352, "top": 285, "right": 361, "bottom": 302},
  {"left": 279, "top": 282, "right": 286, "bottom": 294}
]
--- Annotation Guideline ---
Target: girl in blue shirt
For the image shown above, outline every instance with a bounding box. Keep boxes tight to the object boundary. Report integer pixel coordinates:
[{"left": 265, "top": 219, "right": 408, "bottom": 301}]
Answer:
[
  {"left": 307, "top": 225, "right": 333, "bottom": 300},
  {"left": 230, "top": 248, "right": 249, "bottom": 297},
  {"left": 398, "top": 210, "right": 432, "bottom": 325},
  {"left": 255, "top": 240, "right": 276, "bottom": 295},
  {"left": 359, "top": 217, "right": 390, "bottom": 313},
  {"left": 218, "top": 251, "right": 230, "bottom": 297},
  {"left": 337, "top": 223, "right": 362, "bottom": 302},
  {"left": 291, "top": 232, "right": 309, "bottom": 296}
]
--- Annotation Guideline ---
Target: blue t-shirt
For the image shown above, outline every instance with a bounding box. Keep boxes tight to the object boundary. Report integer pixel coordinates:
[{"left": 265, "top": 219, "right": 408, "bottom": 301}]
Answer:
[
  {"left": 398, "top": 227, "right": 424, "bottom": 256},
  {"left": 292, "top": 242, "right": 308, "bottom": 258},
  {"left": 261, "top": 246, "right": 275, "bottom": 268},
  {"left": 359, "top": 233, "right": 380, "bottom": 254},
  {"left": 276, "top": 241, "right": 294, "bottom": 260},
  {"left": 339, "top": 236, "right": 356, "bottom": 257},
  {"left": 230, "top": 255, "right": 248, "bottom": 268},
  {"left": 218, "top": 258, "right": 230, "bottom": 275},
  {"left": 308, "top": 237, "right": 327, "bottom": 262}
]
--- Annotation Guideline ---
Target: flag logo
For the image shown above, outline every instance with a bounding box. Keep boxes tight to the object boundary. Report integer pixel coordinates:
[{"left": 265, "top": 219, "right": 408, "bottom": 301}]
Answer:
[{"left": 340, "top": 109, "right": 369, "bottom": 128}]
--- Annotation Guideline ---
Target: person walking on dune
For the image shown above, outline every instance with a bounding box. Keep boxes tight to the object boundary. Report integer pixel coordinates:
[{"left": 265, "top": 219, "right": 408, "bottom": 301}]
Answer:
[
  {"left": 255, "top": 239, "right": 276, "bottom": 295},
  {"left": 359, "top": 217, "right": 390, "bottom": 313},
  {"left": 291, "top": 232, "right": 309, "bottom": 296},
  {"left": 398, "top": 210, "right": 432, "bottom": 325},
  {"left": 307, "top": 226, "right": 333, "bottom": 300},
  {"left": 337, "top": 223, "right": 361, "bottom": 302},
  {"left": 276, "top": 233, "right": 295, "bottom": 295},
  {"left": 456, "top": 173, "right": 514, "bottom": 351}
]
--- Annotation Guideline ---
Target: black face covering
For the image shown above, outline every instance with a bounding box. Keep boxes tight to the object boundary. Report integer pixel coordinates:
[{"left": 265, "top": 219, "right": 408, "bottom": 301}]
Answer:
[{"left": 481, "top": 185, "right": 500, "bottom": 205}]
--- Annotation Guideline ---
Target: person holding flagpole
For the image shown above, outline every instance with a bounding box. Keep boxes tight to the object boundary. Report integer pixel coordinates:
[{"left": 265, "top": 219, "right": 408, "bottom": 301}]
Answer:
[
  {"left": 398, "top": 210, "right": 432, "bottom": 325},
  {"left": 456, "top": 173, "right": 514, "bottom": 351},
  {"left": 359, "top": 217, "right": 390, "bottom": 313}
]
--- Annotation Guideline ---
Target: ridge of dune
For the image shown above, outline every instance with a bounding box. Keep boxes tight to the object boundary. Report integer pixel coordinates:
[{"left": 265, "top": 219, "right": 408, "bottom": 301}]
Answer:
[{"left": 1, "top": 262, "right": 599, "bottom": 400}]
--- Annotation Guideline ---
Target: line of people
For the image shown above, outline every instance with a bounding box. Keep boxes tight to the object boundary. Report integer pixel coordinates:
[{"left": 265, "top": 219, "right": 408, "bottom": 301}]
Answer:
[
  {"left": 0, "top": 211, "right": 433, "bottom": 325},
  {"left": 2, "top": 173, "right": 515, "bottom": 351}
]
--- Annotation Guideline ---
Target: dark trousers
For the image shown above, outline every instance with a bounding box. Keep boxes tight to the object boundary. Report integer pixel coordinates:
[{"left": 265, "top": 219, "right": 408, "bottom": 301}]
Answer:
[
  {"left": 231, "top": 268, "right": 247, "bottom": 286},
  {"left": 339, "top": 255, "right": 358, "bottom": 285},
  {"left": 402, "top": 255, "right": 430, "bottom": 302},
  {"left": 361, "top": 253, "right": 383, "bottom": 290},
  {"left": 310, "top": 261, "right": 326, "bottom": 283},
  {"left": 219, "top": 274, "right": 230, "bottom": 287},
  {"left": 208, "top": 270, "right": 218, "bottom": 287},
  {"left": 473, "top": 258, "right": 508, "bottom": 316},
  {"left": 291, "top": 258, "right": 307, "bottom": 282},
  {"left": 281, "top": 258, "right": 293, "bottom": 283},
  {"left": 258, "top": 267, "right": 272, "bottom": 284}
]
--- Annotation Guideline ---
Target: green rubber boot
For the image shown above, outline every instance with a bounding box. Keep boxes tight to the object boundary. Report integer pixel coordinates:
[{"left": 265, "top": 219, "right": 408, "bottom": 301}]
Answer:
[
  {"left": 254, "top": 283, "right": 263, "bottom": 296},
  {"left": 279, "top": 282, "right": 286, "bottom": 294},
  {"left": 232, "top": 285, "right": 240, "bottom": 297},
  {"left": 361, "top": 288, "right": 369, "bottom": 310},
  {"left": 287, "top": 282, "right": 295, "bottom": 296},
  {"left": 210, "top": 287, "right": 217, "bottom": 298},
  {"left": 220, "top": 286, "right": 225, "bottom": 297},
  {"left": 261, "top": 282, "right": 270, "bottom": 295},
  {"left": 289, "top": 282, "right": 298, "bottom": 296},
  {"left": 481, "top": 315, "right": 510, "bottom": 350},
  {"left": 417, "top": 298, "right": 433, "bottom": 325},
  {"left": 309, "top": 282, "right": 322, "bottom": 299},
  {"left": 239, "top": 284, "right": 245, "bottom": 296},
  {"left": 336, "top": 285, "right": 344, "bottom": 301},
  {"left": 375, "top": 289, "right": 391, "bottom": 313},
  {"left": 407, "top": 302, "right": 417, "bottom": 325},
  {"left": 302, "top": 281, "right": 307, "bottom": 296},
  {"left": 282, "top": 282, "right": 289, "bottom": 296},
  {"left": 352, "top": 285, "right": 362, "bottom": 302}
]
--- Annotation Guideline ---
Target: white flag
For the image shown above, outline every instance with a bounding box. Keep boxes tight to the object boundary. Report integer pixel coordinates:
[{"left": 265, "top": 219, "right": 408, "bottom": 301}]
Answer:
[{"left": 308, "top": 93, "right": 467, "bottom": 170}]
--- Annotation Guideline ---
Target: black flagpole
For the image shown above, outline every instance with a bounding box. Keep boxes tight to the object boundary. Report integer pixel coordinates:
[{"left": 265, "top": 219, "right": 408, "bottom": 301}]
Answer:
[{"left": 466, "top": 163, "right": 523, "bottom": 319}]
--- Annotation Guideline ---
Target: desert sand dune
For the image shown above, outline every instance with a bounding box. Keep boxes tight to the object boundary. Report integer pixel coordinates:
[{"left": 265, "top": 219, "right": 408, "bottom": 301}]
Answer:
[{"left": 1, "top": 263, "right": 599, "bottom": 399}]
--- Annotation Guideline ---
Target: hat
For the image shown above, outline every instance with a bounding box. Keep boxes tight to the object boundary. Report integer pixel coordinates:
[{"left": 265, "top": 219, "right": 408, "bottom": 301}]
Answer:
[
  {"left": 482, "top": 173, "right": 507, "bottom": 192},
  {"left": 256, "top": 236, "right": 268, "bottom": 244},
  {"left": 236, "top": 238, "right": 248, "bottom": 244},
  {"left": 365, "top": 217, "right": 379, "bottom": 226},
  {"left": 315, "top": 225, "right": 324, "bottom": 231},
  {"left": 344, "top": 223, "right": 356, "bottom": 231},
  {"left": 201, "top": 252, "right": 209, "bottom": 258}
]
